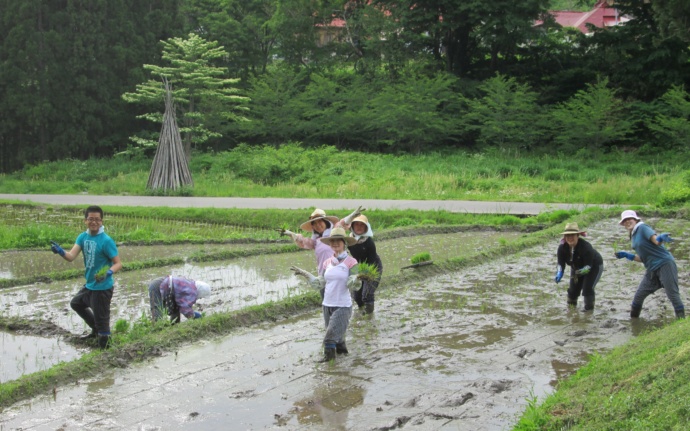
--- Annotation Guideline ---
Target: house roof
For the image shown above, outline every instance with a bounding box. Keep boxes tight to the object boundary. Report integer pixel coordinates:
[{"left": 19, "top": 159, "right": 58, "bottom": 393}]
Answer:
[{"left": 548, "top": 0, "right": 630, "bottom": 34}]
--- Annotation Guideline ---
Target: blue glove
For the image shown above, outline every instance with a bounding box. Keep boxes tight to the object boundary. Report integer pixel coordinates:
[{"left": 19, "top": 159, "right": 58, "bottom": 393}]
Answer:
[
  {"left": 193, "top": 311, "right": 202, "bottom": 319},
  {"left": 50, "top": 241, "right": 65, "bottom": 257},
  {"left": 656, "top": 233, "right": 673, "bottom": 243},
  {"left": 555, "top": 270, "right": 563, "bottom": 283},
  {"left": 95, "top": 269, "right": 113, "bottom": 282},
  {"left": 576, "top": 265, "right": 591, "bottom": 275},
  {"left": 615, "top": 251, "right": 635, "bottom": 261}
]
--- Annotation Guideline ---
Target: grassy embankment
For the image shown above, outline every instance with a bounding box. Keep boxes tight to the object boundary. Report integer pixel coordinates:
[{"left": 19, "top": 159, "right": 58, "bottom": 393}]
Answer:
[{"left": 1, "top": 144, "right": 688, "bottom": 205}]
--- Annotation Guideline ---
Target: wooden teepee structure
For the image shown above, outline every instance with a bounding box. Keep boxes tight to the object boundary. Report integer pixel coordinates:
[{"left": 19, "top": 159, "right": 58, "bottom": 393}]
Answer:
[{"left": 147, "top": 77, "right": 193, "bottom": 191}]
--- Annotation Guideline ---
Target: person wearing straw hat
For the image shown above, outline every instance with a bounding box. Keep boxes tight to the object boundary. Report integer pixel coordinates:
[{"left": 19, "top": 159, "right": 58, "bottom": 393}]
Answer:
[
  {"left": 554, "top": 222, "right": 603, "bottom": 311},
  {"left": 148, "top": 276, "right": 212, "bottom": 323},
  {"left": 337, "top": 214, "right": 383, "bottom": 314},
  {"left": 615, "top": 210, "right": 685, "bottom": 319},
  {"left": 280, "top": 207, "right": 362, "bottom": 277},
  {"left": 290, "top": 227, "right": 360, "bottom": 363}
]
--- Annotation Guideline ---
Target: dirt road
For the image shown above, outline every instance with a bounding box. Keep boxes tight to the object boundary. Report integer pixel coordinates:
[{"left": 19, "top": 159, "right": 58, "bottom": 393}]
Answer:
[{"left": 0, "top": 193, "right": 606, "bottom": 215}]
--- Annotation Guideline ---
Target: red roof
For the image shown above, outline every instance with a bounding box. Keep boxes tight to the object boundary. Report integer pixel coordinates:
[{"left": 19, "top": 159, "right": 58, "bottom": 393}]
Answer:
[{"left": 547, "top": 0, "right": 629, "bottom": 34}]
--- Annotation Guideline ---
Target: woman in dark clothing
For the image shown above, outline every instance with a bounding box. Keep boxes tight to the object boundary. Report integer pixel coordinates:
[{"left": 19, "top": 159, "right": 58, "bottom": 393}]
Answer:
[
  {"left": 338, "top": 214, "right": 383, "bottom": 314},
  {"left": 554, "top": 222, "right": 603, "bottom": 312}
]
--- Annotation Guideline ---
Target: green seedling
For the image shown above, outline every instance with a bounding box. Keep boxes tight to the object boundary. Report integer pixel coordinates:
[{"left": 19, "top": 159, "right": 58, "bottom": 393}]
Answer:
[
  {"left": 357, "top": 262, "right": 380, "bottom": 281},
  {"left": 410, "top": 252, "right": 432, "bottom": 265},
  {"left": 95, "top": 265, "right": 110, "bottom": 280},
  {"left": 114, "top": 318, "right": 130, "bottom": 334}
]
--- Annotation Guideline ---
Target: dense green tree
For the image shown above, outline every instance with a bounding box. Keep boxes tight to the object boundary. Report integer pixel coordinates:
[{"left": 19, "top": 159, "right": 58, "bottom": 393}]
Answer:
[
  {"left": 550, "top": 79, "right": 633, "bottom": 152},
  {"left": 581, "top": 0, "right": 690, "bottom": 102},
  {"left": 390, "top": 0, "right": 551, "bottom": 78},
  {"left": 650, "top": 0, "right": 690, "bottom": 43},
  {"left": 646, "top": 86, "right": 690, "bottom": 150},
  {"left": 461, "top": 74, "right": 544, "bottom": 150},
  {"left": 122, "top": 33, "right": 250, "bottom": 158},
  {"left": 181, "top": 0, "right": 276, "bottom": 79},
  {"left": 0, "top": 0, "right": 183, "bottom": 172}
]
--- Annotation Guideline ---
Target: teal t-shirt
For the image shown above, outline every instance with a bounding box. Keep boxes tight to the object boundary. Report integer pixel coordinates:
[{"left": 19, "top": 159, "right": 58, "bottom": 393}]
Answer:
[
  {"left": 76, "top": 231, "right": 119, "bottom": 290},
  {"left": 631, "top": 222, "right": 674, "bottom": 272}
]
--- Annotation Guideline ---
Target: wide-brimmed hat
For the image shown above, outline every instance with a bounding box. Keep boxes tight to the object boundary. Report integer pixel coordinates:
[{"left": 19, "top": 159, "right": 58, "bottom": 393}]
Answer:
[
  {"left": 351, "top": 215, "right": 369, "bottom": 233},
  {"left": 561, "top": 222, "right": 585, "bottom": 235},
  {"left": 300, "top": 209, "right": 339, "bottom": 232},
  {"left": 320, "top": 227, "right": 357, "bottom": 246},
  {"left": 619, "top": 210, "right": 641, "bottom": 225},
  {"left": 195, "top": 281, "right": 212, "bottom": 299}
]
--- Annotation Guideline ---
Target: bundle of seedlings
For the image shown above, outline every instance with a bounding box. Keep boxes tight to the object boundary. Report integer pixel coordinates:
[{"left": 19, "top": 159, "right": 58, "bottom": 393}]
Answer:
[
  {"left": 357, "top": 262, "right": 380, "bottom": 281},
  {"left": 402, "top": 252, "right": 433, "bottom": 269}
]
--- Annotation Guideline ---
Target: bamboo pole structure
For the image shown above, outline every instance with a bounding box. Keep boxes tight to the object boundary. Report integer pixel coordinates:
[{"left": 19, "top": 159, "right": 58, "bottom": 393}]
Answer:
[{"left": 147, "top": 77, "right": 194, "bottom": 192}]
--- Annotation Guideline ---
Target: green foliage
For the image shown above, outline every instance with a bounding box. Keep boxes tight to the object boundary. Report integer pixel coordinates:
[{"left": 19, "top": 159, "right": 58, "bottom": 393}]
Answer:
[
  {"left": 646, "top": 86, "right": 690, "bottom": 150},
  {"left": 410, "top": 252, "right": 431, "bottom": 264},
  {"left": 462, "top": 74, "right": 544, "bottom": 150},
  {"left": 550, "top": 78, "right": 633, "bottom": 151}
]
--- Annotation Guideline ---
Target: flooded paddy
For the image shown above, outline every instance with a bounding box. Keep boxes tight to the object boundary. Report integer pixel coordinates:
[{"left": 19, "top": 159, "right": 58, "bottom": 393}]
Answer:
[
  {"left": 0, "top": 332, "right": 84, "bottom": 383},
  {"left": 1, "top": 219, "right": 689, "bottom": 430}
]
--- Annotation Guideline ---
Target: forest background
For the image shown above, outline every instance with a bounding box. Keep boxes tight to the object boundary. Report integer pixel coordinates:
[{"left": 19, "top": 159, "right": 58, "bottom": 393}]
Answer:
[{"left": 0, "top": 0, "right": 689, "bottom": 187}]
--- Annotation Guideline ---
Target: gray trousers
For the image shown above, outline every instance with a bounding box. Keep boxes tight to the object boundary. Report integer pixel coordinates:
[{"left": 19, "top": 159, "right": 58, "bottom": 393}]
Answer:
[
  {"left": 322, "top": 306, "right": 352, "bottom": 348},
  {"left": 632, "top": 261, "right": 685, "bottom": 313}
]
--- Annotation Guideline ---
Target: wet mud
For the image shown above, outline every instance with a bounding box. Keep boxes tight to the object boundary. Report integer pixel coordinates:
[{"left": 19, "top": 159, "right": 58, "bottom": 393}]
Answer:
[{"left": 1, "top": 219, "right": 689, "bottom": 430}]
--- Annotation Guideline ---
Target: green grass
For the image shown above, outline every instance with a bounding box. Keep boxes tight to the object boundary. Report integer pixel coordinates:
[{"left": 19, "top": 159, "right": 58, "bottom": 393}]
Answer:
[
  {"left": 513, "top": 318, "right": 690, "bottom": 431},
  {"left": 1, "top": 144, "right": 687, "bottom": 205}
]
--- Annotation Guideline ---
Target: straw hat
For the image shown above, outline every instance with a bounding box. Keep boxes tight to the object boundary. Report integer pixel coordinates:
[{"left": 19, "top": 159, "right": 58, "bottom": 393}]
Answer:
[
  {"left": 619, "top": 210, "right": 641, "bottom": 225},
  {"left": 300, "top": 209, "right": 339, "bottom": 232},
  {"left": 195, "top": 281, "right": 212, "bottom": 299},
  {"left": 320, "top": 227, "right": 357, "bottom": 246},
  {"left": 351, "top": 214, "right": 369, "bottom": 233},
  {"left": 561, "top": 222, "right": 585, "bottom": 235}
]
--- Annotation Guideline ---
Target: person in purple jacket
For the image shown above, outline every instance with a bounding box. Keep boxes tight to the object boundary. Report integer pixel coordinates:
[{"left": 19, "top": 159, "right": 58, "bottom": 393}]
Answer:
[
  {"left": 615, "top": 210, "right": 685, "bottom": 319},
  {"left": 148, "top": 276, "right": 212, "bottom": 323}
]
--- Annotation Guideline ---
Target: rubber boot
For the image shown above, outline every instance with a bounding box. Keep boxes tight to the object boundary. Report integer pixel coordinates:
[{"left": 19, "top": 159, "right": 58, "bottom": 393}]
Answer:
[
  {"left": 630, "top": 306, "right": 642, "bottom": 318},
  {"left": 80, "top": 328, "right": 97, "bottom": 340},
  {"left": 335, "top": 341, "right": 348, "bottom": 355},
  {"left": 364, "top": 302, "right": 375, "bottom": 314},
  {"left": 675, "top": 309, "right": 685, "bottom": 319},
  {"left": 98, "top": 334, "right": 111, "bottom": 350},
  {"left": 317, "top": 347, "right": 336, "bottom": 363},
  {"left": 583, "top": 296, "right": 595, "bottom": 312}
]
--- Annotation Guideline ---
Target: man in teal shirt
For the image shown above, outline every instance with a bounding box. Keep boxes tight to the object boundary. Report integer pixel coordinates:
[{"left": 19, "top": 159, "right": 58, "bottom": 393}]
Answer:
[{"left": 51, "top": 205, "right": 122, "bottom": 349}]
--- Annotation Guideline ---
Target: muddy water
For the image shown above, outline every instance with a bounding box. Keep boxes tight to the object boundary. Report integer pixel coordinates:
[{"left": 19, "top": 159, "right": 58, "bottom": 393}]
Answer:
[
  {"left": 0, "top": 332, "right": 84, "bottom": 383},
  {"left": 0, "top": 231, "right": 519, "bottom": 335},
  {"left": 1, "top": 220, "right": 689, "bottom": 430}
]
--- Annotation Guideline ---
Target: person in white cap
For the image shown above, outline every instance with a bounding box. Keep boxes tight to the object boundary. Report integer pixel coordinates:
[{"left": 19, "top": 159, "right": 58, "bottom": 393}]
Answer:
[
  {"left": 615, "top": 210, "right": 685, "bottom": 319},
  {"left": 554, "top": 222, "right": 603, "bottom": 311},
  {"left": 148, "top": 276, "right": 212, "bottom": 323}
]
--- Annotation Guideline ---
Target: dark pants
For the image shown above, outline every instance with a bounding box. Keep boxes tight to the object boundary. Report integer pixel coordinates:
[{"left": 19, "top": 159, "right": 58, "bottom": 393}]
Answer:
[
  {"left": 353, "top": 258, "right": 383, "bottom": 307},
  {"left": 70, "top": 286, "right": 113, "bottom": 335},
  {"left": 567, "top": 264, "right": 603, "bottom": 301}
]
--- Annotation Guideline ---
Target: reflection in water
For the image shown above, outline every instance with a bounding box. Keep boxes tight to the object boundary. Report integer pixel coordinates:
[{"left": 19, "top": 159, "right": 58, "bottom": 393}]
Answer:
[{"left": 292, "top": 377, "right": 365, "bottom": 430}]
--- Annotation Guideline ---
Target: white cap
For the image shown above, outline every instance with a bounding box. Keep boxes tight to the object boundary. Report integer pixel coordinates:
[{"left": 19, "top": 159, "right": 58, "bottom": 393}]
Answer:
[
  {"left": 619, "top": 210, "right": 641, "bottom": 225},
  {"left": 195, "top": 281, "right": 211, "bottom": 299}
]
